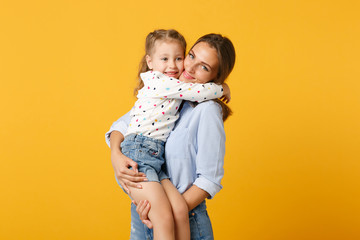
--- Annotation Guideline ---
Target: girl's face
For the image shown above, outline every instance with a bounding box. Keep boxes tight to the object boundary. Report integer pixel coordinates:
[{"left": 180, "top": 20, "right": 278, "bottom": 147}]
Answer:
[
  {"left": 179, "top": 42, "right": 219, "bottom": 84},
  {"left": 146, "top": 40, "right": 185, "bottom": 79}
]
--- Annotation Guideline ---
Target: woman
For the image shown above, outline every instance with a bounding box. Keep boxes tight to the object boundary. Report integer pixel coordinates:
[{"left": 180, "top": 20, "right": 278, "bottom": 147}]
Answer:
[{"left": 106, "top": 33, "right": 236, "bottom": 239}]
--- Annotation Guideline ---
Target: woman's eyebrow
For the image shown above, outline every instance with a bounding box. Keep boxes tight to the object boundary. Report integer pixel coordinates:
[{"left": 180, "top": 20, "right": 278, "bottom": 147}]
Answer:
[
  {"left": 201, "top": 61, "right": 212, "bottom": 70},
  {"left": 190, "top": 50, "right": 213, "bottom": 71}
]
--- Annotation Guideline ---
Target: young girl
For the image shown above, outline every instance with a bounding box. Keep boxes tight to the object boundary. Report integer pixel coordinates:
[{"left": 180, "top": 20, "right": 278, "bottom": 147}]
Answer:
[{"left": 119, "top": 29, "right": 230, "bottom": 240}]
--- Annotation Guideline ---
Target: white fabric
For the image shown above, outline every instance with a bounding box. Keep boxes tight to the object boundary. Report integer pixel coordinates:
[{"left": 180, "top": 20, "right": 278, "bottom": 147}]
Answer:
[{"left": 126, "top": 71, "right": 223, "bottom": 141}]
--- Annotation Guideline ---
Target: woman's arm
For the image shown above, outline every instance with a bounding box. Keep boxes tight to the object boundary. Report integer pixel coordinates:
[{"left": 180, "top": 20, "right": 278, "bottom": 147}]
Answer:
[
  {"left": 182, "top": 102, "right": 225, "bottom": 210},
  {"left": 110, "top": 131, "right": 147, "bottom": 194},
  {"left": 106, "top": 110, "right": 147, "bottom": 193},
  {"left": 192, "top": 101, "right": 225, "bottom": 199},
  {"left": 182, "top": 185, "right": 210, "bottom": 211}
]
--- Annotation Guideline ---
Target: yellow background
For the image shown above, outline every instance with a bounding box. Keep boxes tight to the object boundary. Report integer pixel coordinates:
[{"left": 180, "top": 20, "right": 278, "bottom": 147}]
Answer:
[{"left": 1, "top": 0, "right": 359, "bottom": 239}]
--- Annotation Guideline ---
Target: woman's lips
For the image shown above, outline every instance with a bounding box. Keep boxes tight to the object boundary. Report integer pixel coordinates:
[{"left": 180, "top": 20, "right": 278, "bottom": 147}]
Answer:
[{"left": 182, "top": 70, "right": 195, "bottom": 80}]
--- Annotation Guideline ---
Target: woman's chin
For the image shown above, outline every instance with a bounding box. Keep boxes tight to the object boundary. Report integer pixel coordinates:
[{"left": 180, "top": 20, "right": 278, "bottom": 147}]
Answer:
[
  {"left": 179, "top": 74, "right": 196, "bottom": 83},
  {"left": 178, "top": 74, "right": 185, "bottom": 81}
]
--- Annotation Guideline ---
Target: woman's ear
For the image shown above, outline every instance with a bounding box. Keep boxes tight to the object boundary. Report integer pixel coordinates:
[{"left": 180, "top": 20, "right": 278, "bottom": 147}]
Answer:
[{"left": 145, "top": 55, "right": 152, "bottom": 70}]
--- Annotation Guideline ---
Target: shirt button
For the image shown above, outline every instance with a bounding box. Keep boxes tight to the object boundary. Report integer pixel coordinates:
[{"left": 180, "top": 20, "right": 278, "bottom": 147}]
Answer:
[{"left": 191, "top": 213, "right": 195, "bottom": 216}]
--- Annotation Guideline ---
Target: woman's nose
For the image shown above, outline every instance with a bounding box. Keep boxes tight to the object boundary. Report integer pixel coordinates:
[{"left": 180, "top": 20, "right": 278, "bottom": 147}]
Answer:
[{"left": 186, "top": 63, "right": 195, "bottom": 73}]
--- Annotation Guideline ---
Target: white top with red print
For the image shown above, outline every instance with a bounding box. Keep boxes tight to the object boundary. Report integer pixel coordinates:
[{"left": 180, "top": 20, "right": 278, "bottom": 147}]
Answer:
[{"left": 126, "top": 71, "right": 223, "bottom": 141}]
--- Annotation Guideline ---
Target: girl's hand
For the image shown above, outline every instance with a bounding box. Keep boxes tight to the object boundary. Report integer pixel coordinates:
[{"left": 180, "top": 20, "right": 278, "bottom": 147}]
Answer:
[
  {"left": 221, "top": 83, "right": 231, "bottom": 103},
  {"left": 111, "top": 150, "right": 147, "bottom": 194},
  {"left": 133, "top": 200, "right": 153, "bottom": 229}
]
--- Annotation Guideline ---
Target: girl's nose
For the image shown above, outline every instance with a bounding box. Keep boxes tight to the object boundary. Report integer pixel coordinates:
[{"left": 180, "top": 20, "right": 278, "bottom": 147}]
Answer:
[{"left": 169, "top": 60, "right": 176, "bottom": 68}]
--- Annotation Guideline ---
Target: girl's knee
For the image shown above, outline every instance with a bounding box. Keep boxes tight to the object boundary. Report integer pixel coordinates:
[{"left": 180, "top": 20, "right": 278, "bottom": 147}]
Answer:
[{"left": 153, "top": 210, "right": 175, "bottom": 229}]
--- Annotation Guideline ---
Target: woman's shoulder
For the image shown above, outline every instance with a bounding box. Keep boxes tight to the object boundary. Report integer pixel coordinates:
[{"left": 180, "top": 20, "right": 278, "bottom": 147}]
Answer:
[
  {"left": 194, "top": 100, "right": 222, "bottom": 114},
  {"left": 187, "top": 101, "right": 223, "bottom": 122}
]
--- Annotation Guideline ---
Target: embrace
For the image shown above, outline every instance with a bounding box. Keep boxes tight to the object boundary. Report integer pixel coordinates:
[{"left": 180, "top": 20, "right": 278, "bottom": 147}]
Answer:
[{"left": 106, "top": 29, "right": 235, "bottom": 240}]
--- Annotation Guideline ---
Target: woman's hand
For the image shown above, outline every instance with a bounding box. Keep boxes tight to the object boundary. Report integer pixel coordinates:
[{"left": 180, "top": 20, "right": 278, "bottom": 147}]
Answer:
[
  {"left": 133, "top": 200, "right": 153, "bottom": 229},
  {"left": 111, "top": 149, "right": 148, "bottom": 194},
  {"left": 110, "top": 131, "right": 147, "bottom": 194}
]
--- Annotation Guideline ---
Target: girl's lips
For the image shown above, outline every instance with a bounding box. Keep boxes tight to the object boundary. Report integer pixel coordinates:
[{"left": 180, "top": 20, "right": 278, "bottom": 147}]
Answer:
[
  {"left": 165, "top": 71, "right": 178, "bottom": 77},
  {"left": 182, "top": 70, "right": 195, "bottom": 80}
]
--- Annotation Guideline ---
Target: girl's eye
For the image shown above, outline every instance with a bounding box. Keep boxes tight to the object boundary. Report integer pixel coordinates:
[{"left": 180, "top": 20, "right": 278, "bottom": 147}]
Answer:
[
  {"left": 189, "top": 53, "right": 194, "bottom": 59},
  {"left": 202, "top": 65, "right": 209, "bottom": 71},
  {"left": 176, "top": 57, "right": 183, "bottom": 61},
  {"left": 161, "top": 58, "right": 168, "bottom": 61}
]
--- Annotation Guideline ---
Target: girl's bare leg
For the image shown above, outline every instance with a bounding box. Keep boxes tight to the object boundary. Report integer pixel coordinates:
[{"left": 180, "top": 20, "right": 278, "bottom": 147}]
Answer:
[
  {"left": 129, "top": 182, "right": 175, "bottom": 240},
  {"left": 161, "top": 179, "right": 190, "bottom": 240}
]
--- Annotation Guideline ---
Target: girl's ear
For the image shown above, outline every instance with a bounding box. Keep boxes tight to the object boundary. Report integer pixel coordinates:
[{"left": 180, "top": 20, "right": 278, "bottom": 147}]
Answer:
[{"left": 146, "top": 55, "right": 152, "bottom": 70}]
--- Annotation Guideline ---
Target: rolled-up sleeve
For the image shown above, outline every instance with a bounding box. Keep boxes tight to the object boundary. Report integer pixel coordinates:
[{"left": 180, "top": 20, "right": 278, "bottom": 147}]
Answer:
[
  {"left": 105, "top": 110, "right": 132, "bottom": 147},
  {"left": 193, "top": 102, "right": 225, "bottom": 199}
]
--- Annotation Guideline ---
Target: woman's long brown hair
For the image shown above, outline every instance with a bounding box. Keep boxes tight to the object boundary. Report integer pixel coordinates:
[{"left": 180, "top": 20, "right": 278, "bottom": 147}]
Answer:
[{"left": 192, "top": 34, "right": 236, "bottom": 121}]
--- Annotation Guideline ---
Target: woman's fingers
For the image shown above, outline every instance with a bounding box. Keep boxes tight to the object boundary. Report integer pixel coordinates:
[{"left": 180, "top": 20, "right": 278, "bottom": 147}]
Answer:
[
  {"left": 127, "top": 160, "right": 139, "bottom": 174},
  {"left": 118, "top": 168, "right": 148, "bottom": 182},
  {"left": 120, "top": 167, "right": 146, "bottom": 177},
  {"left": 124, "top": 180, "right": 143, "bottom": 189},
  {"left": 136, "top": 200, "right": 147, "bottom": 219},
  {"left": 122, "top": 174, "right": 148, "bottom": 183},
  {"left": 115, "top": 169, "right": 147, "bottom": 193},
  {"left": 134, "top": 200, "right": 153, "bottom": 229},
  {"left": 119, "top": 181, "right": 130, "bottom": 194},
  {"left": 142, "top": 201, "right": 151, "bottom": 219},
  {"left": 142, "top": 219, "right": 153, "bottom": 229}
]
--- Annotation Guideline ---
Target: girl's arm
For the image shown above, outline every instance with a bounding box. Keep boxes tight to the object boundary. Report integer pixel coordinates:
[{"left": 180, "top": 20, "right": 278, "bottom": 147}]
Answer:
[{"left": 140, "top": 71, "right": 226, "bottom": 102}]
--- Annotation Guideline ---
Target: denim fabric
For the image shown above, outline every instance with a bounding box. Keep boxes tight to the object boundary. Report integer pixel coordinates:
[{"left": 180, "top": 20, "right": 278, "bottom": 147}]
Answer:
[
  {"left": 121, "top": 134, "right": 168, "bottom": 182},
  {"left": 106, "top": 101, "right": 225, "bottom": 199},
  {"left": 129, "top": 201, "right": 214, "bottom": 240}
]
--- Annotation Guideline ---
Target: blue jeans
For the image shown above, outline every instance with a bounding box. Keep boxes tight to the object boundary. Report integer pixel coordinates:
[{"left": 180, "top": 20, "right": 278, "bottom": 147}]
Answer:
[
  {"left": 121, "top": 134, "right": 168, "bottom": 182},
  {"left": 129, "top": 201, "right": 214, "bottom": 240}
]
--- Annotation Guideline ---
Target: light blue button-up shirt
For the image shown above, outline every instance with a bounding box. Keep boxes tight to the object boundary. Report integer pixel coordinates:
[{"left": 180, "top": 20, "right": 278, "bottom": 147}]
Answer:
[{"left": 105, "top": 101, "right": 225, "bottom": 199}]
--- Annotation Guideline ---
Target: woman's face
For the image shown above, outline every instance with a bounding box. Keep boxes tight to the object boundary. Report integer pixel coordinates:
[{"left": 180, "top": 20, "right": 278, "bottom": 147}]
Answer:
[{"left": 179, "top": 42, "right": 219, "bottom": 84}]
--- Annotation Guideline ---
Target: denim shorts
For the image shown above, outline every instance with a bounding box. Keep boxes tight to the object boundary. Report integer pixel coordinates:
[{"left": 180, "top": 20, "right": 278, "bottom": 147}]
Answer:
[
  {"left": 129, "top": 201, "right": 214, "bottom": 240},
  {"left": 120, "top": 134, "right": 168, "bottom": 182}
]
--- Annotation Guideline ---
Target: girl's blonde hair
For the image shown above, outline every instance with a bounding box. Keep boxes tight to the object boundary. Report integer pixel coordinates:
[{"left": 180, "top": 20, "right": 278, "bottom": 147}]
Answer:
[{"left": 134, "top": 29, "right": 187, "bottom": 95}]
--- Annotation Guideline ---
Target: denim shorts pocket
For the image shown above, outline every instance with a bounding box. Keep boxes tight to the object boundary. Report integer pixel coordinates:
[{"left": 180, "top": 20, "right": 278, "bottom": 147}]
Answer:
[{"left": 142, "top": 141, "right": 160, "bottom": 157}]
